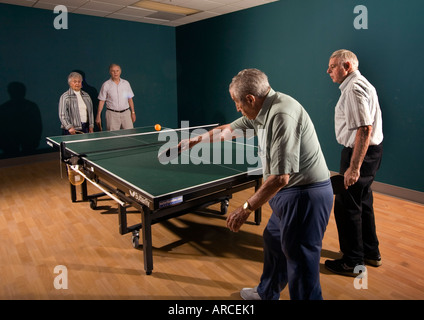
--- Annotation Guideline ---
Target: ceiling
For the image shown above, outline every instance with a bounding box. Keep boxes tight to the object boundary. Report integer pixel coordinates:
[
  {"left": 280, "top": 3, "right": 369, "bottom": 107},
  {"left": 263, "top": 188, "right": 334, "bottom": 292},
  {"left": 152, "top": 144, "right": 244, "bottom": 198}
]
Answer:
[{"left": 0, "top": 0, "right": 279, "bottom": 27}]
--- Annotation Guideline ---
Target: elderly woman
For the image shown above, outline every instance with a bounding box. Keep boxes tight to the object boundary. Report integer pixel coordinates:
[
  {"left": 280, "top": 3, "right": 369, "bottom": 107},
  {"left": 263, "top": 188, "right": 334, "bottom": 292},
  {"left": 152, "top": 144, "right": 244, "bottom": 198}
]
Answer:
[{"left": 59, "top": 72, "right": 94, "bottom": 135}]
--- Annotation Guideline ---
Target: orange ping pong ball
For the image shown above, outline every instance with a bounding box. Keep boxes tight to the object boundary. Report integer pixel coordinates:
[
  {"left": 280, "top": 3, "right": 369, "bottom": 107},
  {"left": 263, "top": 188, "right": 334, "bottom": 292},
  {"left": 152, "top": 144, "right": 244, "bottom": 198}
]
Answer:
[{"left": 155, "top": 124, "right": 161, "bottom": 131}]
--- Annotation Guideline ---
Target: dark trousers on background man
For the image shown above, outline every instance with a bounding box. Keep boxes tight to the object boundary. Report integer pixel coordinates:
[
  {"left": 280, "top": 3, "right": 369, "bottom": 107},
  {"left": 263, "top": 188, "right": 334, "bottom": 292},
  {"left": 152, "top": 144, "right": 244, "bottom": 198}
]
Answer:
[{"left": 334, "top": 144, "right": 383, "bottom": 266}]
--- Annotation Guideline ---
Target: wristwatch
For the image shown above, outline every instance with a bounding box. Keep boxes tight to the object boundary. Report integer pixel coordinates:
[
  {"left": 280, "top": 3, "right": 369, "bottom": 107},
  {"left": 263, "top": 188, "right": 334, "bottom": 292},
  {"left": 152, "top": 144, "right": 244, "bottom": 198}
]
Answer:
[{"left": 243, "top": 201, "right": 252, "bottom": 213}]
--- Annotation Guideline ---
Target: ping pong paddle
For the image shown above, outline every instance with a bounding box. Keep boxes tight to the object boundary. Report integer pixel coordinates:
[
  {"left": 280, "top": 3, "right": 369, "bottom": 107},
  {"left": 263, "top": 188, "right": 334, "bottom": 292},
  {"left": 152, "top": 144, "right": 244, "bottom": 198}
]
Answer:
[
  {"left": 158, "top": 145, "right": 180, "bottom": 163},
  {"left": 330, "top": 174, "right": 346, "bottom": 194}
]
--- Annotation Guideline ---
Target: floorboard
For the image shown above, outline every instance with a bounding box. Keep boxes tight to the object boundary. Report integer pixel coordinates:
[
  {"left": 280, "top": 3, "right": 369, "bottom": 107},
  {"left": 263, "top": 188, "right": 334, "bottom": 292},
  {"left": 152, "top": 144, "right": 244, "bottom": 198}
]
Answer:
[{"left": 1, "top": 160, "right": 423, "bottom": 300}]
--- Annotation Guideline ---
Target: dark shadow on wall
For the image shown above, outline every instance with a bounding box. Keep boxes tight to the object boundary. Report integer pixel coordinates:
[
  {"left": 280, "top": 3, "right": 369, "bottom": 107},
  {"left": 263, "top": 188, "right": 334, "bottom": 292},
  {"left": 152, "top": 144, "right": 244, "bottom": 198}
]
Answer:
[{"left": 0, "top": 82, "right": 42, "bottom": 158}]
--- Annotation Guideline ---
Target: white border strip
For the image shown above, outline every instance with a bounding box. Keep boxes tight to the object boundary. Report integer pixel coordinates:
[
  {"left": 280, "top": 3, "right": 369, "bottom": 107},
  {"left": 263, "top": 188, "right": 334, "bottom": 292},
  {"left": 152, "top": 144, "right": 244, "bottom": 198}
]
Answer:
[{"left": 64, "top": 124, "right": 219, "bottom": 144}]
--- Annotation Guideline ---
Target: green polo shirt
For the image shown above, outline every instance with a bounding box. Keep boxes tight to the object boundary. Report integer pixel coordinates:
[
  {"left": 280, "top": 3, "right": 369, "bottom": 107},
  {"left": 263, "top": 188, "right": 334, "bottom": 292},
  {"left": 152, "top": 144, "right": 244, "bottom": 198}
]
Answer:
[{"left": 230, "top": 88, "right": 329, "bottom": 188}]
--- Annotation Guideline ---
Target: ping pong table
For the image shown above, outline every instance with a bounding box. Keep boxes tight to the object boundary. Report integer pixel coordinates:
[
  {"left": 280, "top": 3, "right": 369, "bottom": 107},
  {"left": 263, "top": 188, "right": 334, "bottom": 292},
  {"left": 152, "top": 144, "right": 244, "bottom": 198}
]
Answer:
[{"left": 46, "top": 125, "right": 262, "bottom": 275}]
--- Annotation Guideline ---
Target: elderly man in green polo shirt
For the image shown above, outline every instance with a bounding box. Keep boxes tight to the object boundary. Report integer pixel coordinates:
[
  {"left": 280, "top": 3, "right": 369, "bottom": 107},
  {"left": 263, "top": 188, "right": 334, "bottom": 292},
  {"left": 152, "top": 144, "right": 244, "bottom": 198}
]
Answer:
[{"left": 178, "top": 68, "right": 333, "bottom": 300}]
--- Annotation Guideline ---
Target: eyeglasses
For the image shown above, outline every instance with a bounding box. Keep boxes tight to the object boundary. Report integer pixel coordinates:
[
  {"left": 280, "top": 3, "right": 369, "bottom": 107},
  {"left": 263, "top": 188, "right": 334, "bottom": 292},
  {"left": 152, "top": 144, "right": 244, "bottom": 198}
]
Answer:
[{"left": 328, "top": 64, "right": 339, "bottom": 70}]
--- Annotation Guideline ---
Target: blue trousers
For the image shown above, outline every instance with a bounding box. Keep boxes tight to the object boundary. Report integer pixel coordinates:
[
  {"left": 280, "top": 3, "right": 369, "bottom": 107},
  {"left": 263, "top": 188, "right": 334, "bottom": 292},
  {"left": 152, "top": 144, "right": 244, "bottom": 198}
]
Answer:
[{"left": 257, "top": 180, "right": 333, "bottom": 300}]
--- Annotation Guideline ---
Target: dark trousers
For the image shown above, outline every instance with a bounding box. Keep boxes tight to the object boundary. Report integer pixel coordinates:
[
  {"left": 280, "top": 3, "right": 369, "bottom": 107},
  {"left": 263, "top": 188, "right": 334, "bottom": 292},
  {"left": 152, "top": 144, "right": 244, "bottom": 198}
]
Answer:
[
  {"left": 334, "top": 144, "right": 383, "bottom": 265},
  {"left": 257, "top": 180, "right": 333, "bottom": 300}
]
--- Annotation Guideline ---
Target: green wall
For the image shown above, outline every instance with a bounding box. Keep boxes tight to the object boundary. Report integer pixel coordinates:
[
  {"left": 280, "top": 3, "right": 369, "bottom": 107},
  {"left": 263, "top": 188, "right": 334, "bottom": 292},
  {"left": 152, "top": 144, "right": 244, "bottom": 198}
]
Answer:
[
  {"left": 1, "top": 1, "right": 423, "bottom": 193},
  {"left": 0, "top": 3, "right": 177, "bottom": 158},
  {"left": 176, "top": 0, "right": 424, "bottom": 192}
]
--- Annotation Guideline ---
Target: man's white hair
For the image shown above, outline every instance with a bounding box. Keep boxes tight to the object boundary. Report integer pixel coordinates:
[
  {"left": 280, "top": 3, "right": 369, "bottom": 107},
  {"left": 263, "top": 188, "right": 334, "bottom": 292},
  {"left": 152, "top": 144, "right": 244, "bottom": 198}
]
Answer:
[
  {"left": 330, "top": 49, "right": 359, "bottom": 70},
  {"left": 229, "top": 68, "right": 270, "bottom": 102}
]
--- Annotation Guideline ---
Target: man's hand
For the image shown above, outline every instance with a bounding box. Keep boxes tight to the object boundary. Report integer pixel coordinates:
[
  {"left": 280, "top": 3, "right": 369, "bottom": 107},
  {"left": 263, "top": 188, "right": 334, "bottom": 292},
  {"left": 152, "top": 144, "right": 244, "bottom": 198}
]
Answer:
[
  {"left": 177, "top": 137, "right": 201, "bottom": 153},
  {"left": 344, "top": 166, "right": 360, "bottom": 189},
  {"left": 226, "top": 207, "right": 251, "bottom": 232},
  {"left": 96, "top": 101, "right": 105, "bottom": 129},
  {"left": 95, "top": 115, "right": 102, "bottom": 128},
  {"left": 226, "top": 174, "right": 290, "bottom": 232},
  {"left": 344, "top": 125, "right": 372, "bottom": 189}
]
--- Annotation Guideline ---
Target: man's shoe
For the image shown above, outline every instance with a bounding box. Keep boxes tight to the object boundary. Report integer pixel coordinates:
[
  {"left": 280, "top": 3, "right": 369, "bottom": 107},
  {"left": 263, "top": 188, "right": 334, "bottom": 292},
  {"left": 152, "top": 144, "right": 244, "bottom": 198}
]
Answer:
[
  {"left": 365, "top": 257, "right": 382, "bottom": 267},
  {"left": 325, "top": 259, "right": 367, "bottom": 277},
  {"left": 240, "top": 286, "right": 261, "bottom": 300}
]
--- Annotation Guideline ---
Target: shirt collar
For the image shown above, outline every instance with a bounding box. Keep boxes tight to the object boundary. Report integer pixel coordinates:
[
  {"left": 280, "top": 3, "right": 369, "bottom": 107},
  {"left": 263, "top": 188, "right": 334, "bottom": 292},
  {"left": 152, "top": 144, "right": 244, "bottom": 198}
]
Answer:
[
  {"left": 253, "top": 88, "right": 276, "bottom": 125},
  {"left": 339, "top": 70, "right": 361, "bottom": 91},
  {"left": 110, "top": 78, "right": 122, "bottom": 84},
  {"left": 68, "top": 88, "right": 85, "bottom": 96}
]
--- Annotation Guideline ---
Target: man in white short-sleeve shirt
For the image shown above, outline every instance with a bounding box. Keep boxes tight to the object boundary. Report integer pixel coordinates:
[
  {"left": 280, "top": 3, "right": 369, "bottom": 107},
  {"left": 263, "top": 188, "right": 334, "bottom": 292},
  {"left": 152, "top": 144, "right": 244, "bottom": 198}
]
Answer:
[
  {"left": 96, "top": 64, "right": 136, "bottom": 131},
  {"left": 325, "top": 49, "right": 384, "bottom": 277}
]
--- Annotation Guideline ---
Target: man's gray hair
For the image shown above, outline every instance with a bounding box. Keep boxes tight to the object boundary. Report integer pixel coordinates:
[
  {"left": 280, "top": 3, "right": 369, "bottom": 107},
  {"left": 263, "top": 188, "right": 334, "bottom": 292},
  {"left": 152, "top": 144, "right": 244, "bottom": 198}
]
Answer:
[
  {"left": 67, "top": 71, "right": 82, "bottom": 84},
  {"left": 330, "top": 49, "right": 359, "bottom": 70},
  {"left": 229, "top": 68, "right": 270, "bottom": 102},
  {"left": 109, "top": 63, "right": 121, "bottom": 70}
]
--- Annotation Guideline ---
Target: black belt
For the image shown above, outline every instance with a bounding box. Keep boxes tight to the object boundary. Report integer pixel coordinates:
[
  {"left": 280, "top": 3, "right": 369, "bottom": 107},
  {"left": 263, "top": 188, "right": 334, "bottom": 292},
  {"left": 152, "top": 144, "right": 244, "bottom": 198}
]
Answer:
[{"left": 107, "top": 108, "right": 129, "bottom": 113}]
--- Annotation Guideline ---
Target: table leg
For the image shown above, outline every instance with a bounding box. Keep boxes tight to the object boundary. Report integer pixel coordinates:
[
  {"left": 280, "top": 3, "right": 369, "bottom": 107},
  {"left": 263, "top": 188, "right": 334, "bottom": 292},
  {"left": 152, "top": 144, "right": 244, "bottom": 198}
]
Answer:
[
  {"left": 254, "top": 208, "right": 262, "bottom": 225},
  {"left": 81, "top": 179, "right": 88, "bottom": 201},
  {"left": 118, "top": 203, "right": 127, "bottom": 235},
  {"left": 70, "top": 183, "right": 77, "bottom": 202},
  {"left": 141, "top": 208, "right": 153, "bottom": 275}
]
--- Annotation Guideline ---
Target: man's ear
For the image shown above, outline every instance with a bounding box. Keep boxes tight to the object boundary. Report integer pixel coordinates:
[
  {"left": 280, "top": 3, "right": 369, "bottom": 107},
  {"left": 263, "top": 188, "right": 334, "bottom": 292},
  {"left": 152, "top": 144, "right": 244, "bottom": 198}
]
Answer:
[
  {"left": 245, "top": 94, "right": 255, "bottom": 104},
  {"left": 343, "top": 61, "right": 352, "bottom": 71}
]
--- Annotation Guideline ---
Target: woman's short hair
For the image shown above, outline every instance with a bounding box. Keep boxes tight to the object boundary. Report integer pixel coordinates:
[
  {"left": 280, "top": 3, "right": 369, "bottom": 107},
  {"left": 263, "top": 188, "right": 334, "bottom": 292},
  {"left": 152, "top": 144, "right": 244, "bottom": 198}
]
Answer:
[{"left": 67, "top": 72, "right": 83, "bottom": 84}]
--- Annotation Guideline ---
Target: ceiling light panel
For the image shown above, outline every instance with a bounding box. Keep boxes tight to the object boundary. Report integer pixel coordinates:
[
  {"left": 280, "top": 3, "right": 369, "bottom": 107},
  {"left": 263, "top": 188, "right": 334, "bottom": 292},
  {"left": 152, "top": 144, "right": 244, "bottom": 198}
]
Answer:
[{"left": 132, "top": 0, "right": 200, "bottom": 16}]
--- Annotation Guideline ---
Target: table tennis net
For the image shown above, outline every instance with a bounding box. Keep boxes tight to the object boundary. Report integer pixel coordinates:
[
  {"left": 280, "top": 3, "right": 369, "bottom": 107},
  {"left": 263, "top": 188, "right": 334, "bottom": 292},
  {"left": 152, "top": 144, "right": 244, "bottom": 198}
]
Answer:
[{"left": 63, "top": 125, "right": 221, "bottom": 157}]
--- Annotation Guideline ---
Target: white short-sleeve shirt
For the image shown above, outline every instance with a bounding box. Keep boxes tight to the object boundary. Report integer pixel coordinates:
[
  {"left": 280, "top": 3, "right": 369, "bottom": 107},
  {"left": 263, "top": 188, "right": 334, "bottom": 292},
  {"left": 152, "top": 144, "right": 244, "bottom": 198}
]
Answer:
[
  {"left": 98, "top": 78, "right": 134, "bottom": 111},
  {"left": 334, "top": 70, "right": 383, "bottom": 148}
]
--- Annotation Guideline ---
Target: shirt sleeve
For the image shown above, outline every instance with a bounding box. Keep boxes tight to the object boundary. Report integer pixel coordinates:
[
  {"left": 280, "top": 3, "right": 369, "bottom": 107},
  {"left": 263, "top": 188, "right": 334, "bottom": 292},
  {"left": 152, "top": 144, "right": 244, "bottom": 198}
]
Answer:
[
  {"left": 58, "top": 93, "right": 72, "bottom": 130},
  {"left": 98, "top": 82, "right": 107, "bottom": 101},
  {"left": 125, "top": 81, "right": 134, "bottom": 99},
  {"left": 230, "top": 116, "right": 254, "bottom": 131},
  {"left": 269, "top": 113, "right": 301, "bottom": 175},
  {"left": 346, "top": 83, "right": 373, "bottom": 130}
]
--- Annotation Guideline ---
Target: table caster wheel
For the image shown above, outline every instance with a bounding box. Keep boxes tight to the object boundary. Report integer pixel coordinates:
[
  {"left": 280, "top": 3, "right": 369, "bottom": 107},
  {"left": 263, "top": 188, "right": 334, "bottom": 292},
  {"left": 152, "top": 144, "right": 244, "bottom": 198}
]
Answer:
[
  {"left": 220, "top": 199, "right": 229, "bottom": 214},
  {"left": 89, "top": 198, "right": 97, "bottom": 209},
  {"left": 132, "top": 230, "right": 140, "bottom": 248}
]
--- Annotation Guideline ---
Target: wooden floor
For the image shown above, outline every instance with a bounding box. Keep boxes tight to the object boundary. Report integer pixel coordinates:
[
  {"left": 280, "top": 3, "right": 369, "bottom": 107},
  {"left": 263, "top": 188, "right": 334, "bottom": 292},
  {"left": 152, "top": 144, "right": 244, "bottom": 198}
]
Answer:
[{"left": 1, "top": 159, "right": 424, "bottom": 300}]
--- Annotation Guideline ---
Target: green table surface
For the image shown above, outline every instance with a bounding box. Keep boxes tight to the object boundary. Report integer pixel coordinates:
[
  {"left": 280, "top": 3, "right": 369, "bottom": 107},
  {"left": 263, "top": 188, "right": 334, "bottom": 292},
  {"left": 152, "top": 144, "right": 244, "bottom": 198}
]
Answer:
[{"left": 47, "top": 126, "right": 262, "bottom": 198}]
